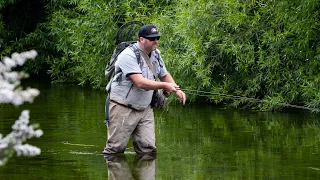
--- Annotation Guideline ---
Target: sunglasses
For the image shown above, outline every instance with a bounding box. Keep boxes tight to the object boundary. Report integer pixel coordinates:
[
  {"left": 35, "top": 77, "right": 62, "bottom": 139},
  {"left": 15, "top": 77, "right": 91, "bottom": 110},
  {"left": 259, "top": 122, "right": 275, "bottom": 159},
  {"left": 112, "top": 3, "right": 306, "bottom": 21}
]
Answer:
[{"left": 144, "top": 36, "right": 160, "bottom": 41}]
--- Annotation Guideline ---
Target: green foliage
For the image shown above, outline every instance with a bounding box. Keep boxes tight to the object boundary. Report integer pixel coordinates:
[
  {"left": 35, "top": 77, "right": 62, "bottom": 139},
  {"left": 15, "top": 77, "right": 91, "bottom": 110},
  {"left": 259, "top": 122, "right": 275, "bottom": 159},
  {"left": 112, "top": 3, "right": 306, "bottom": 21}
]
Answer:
[
  {"left": 157, "top": 0, "right": 320, "bottom": 110},
  {"left": 21, "top": 0, "right": 176, "bottom": 89},
  {"left": 0, "top": 0, "right": 16, "bottom": 9},
  {"left": 26, "top": 0, "right": 118, "bottom": 88},
  {"left": 206, "top": 0, "right": 320, "bottom": 110},
  {"left": 2, "top": 0, "right": 320, "bottom": 110},
  {"left": 0, "top": 0, "right": 45, "bottom": 60}
]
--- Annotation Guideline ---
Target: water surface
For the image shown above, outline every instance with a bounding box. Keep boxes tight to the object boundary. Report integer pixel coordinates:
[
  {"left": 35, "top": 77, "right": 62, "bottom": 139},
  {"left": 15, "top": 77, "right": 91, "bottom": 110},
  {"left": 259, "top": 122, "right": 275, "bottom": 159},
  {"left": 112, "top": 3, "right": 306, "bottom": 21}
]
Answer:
[{"left": 0, "top": 82, "right": 320, "bottom": 179}]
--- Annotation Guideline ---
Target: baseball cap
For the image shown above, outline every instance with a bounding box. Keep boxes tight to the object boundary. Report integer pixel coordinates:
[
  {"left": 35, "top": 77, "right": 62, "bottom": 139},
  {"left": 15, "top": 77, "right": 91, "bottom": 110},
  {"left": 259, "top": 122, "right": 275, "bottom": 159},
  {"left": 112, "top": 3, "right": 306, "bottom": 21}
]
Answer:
[{"left": 138, "top": 24, "right": 161, "bottom": 38}]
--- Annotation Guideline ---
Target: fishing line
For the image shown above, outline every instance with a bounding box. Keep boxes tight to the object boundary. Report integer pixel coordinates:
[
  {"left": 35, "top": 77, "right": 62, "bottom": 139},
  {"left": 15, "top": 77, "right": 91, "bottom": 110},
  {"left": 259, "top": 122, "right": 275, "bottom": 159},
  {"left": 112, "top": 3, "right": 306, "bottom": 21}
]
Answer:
[{"left": 181, "top": 89, "right": 318, "bottom": 111}]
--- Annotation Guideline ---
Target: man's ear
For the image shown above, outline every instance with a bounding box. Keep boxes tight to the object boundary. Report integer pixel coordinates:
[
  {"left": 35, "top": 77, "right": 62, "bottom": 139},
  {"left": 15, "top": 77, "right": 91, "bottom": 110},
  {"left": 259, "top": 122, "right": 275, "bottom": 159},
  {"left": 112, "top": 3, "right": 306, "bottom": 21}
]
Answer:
[{"left": 139, "top": 37, "right": 147, "bottom": 43}]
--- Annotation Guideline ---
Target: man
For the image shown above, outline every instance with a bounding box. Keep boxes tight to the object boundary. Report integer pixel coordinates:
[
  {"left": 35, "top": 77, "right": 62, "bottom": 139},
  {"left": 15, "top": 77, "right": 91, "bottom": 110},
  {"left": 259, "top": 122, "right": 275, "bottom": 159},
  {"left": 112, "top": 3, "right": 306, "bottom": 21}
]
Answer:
[{"left": 103, "top": 24, "right": 186, "bottom": 155}]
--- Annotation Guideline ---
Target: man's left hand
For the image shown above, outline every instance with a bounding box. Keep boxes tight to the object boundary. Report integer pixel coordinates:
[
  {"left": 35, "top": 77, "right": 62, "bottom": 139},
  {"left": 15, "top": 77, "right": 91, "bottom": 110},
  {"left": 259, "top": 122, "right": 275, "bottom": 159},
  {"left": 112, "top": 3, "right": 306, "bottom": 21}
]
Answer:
[{"left": 176, "top": 90, "right": 186, "bottom": 105}]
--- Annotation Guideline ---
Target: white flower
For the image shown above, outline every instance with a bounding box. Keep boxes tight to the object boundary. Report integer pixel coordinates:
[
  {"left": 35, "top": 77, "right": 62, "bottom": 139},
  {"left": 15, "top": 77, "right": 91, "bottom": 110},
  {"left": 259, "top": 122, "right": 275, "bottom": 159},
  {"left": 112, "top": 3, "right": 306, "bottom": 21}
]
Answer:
[
  {"left": 0, "top": 62, "right": 8, "bottom": 73},
  {"left": 0, "top": 50, "right": 43, "bottom": 166},
  {"left": 28, "top": 89, "right": 40, "bottom": 97},
  {"left": 3, "top": 72, "right": 19, "bottom": 82},
  {"left": 34, "top": 130, "right": 43, "bottom": 138},
  {"left": 3, "top": 57, "right": 16, "bottom": 69},
  {"left": 24, "top": 50, "right": 38, "bottom": 59},
  {"left": 11, "top": 52, "right": 25, "bottom": 66},
  {"left": 0, "top": 81, "right": 14, "bottom": 90},
  {"left": 14, "top": 144, "right": 41, "bottom": 156},
  {"left": 0, "top": 89, "right": 14, "bottom": 103}
]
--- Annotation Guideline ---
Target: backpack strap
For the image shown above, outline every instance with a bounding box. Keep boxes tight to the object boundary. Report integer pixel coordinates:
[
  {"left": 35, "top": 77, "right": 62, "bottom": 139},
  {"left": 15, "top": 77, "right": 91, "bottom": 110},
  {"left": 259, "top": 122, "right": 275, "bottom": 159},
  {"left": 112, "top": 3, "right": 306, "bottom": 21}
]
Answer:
[
  {"left": 129, "top": 44, "right": 141, "bottom": 65},
  {"left": 154, "top": 50, "right": 163, "bottom": 68}
]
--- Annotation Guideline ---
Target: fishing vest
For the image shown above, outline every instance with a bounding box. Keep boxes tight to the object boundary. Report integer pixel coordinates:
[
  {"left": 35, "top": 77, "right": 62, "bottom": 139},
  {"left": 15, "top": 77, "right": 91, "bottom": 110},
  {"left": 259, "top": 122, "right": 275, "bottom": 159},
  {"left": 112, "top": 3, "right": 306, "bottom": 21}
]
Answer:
[{"left": 109, "top": 44, "right": 166, "bottom": 110}]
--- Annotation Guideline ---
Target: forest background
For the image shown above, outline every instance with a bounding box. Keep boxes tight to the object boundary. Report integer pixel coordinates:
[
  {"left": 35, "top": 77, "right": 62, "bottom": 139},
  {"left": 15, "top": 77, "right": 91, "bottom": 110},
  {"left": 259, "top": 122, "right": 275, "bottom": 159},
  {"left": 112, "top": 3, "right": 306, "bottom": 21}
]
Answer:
[{"left": 1, "top": 0, "right": 320, "bottom": 111}]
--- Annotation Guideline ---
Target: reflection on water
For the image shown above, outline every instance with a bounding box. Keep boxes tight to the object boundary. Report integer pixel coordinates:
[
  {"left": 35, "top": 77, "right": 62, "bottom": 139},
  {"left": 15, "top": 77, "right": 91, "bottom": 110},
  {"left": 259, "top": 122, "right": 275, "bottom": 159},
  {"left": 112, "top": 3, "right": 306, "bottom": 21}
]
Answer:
[
  {"left": 0, "top": 81, "right": 320, "bottom": 179},
  {"left": 156, "top": 105, "right": 320, "bottom": 179},
  {"left": 105, "top": 154, "right": 156, "bottom": 180}
]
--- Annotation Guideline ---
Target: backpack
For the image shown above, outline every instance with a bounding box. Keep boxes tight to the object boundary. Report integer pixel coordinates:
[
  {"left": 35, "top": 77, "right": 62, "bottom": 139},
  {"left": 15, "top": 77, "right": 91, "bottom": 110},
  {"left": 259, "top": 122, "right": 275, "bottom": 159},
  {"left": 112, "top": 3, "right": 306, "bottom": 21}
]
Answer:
[
  {"left": 105, "top": 21, "right": 144, "bottom": 92},
  {"left": 105, "top": 41, "right": 140, "bottom": 92}
]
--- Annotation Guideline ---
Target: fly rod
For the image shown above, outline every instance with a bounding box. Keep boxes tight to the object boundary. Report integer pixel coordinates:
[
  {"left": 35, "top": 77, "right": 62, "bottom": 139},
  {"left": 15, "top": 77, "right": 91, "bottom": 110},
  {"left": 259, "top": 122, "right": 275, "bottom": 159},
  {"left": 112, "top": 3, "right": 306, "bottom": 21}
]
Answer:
[{"left": 181, "top": 89, "right": 318, "bottom": 111}]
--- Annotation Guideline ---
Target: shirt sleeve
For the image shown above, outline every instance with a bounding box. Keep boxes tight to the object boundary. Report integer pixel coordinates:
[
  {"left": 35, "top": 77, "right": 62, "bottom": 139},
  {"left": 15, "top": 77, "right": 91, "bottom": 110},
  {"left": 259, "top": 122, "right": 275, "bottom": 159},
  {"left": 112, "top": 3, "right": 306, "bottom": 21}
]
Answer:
[{"left": 116, "top": 48, "right": 142, "bottom": 77}]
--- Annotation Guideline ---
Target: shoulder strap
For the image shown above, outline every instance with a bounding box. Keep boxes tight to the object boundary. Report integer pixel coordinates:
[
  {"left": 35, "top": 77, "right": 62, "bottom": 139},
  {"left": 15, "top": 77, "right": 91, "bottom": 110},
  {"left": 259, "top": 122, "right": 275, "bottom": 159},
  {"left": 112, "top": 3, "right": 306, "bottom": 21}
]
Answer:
[
  {"left": 139, "top": 49, "right": 160, "bottom": 81},
  {"left": 154, "top": 50, "right": 163, "bottom": 68},
  {"left": 129, "top": 44, "right": 141, "bottom": 64}
]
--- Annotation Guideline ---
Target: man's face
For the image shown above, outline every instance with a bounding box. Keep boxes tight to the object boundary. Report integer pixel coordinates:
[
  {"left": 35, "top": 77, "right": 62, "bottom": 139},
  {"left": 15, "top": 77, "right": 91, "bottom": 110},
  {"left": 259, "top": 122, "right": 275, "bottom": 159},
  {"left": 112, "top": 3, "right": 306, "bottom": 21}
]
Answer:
[{"left": 141, "top": 36, "right": 160, "bottom": 52}]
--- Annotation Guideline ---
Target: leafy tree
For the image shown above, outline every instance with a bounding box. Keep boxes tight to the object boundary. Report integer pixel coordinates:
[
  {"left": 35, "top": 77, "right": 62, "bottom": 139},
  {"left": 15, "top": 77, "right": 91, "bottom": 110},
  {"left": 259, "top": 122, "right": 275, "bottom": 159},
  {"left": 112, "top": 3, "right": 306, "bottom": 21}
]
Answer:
[
  {"left": 156, "top": 0, "right": 320, "bottom": 110},
  {"left": 1, "top": 0, "right": 320, "bottom": 111}
]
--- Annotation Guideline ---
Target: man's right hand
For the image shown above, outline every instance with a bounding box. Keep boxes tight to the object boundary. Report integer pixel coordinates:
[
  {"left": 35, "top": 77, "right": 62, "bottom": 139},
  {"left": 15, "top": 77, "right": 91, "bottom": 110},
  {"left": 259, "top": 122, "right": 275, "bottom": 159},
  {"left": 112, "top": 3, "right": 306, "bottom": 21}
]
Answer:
[{"left": 164, "top": 83, "right": 180, "bottom": 93}]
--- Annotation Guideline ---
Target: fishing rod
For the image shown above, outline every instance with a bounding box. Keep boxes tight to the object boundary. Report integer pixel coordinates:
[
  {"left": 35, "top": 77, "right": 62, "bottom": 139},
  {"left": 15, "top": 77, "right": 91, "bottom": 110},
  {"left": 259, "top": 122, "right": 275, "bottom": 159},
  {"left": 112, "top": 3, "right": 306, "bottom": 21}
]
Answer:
[{"left": 181, "top": 88, "right": 319, "bottom": 111}]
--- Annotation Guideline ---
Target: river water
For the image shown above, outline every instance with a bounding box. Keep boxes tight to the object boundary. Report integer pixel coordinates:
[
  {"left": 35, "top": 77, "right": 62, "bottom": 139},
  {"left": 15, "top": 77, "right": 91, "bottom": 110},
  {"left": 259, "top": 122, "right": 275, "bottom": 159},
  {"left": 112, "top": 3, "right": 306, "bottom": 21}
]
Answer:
[{"left": 1, "top": 81, "right": 320, "bottom": 179}]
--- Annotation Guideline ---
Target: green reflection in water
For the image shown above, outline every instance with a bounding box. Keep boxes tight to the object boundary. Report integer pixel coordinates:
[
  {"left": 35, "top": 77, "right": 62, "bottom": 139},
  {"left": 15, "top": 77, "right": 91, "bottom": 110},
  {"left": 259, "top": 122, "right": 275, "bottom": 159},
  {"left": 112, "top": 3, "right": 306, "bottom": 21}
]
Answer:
[
  {"left": 155, "top": 105, "right": 320, "bottom": 179},
  {"left": 0, "top": 82, "right": 320, "bottom": 179}
]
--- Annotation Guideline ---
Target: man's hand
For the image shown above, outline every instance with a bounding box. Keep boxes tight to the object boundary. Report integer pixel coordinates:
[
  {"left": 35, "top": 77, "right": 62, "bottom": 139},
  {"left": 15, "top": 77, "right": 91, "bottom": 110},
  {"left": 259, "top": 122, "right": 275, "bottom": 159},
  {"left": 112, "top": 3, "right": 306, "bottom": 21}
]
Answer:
[
  {"left": 164, "top": 83, "right": 180, "bottom": 93},
  {"left": 176, "top": 90, "right": 186, "bottom": 105},
  {"left": 163, "top": 83, "right": 186, "bottom": 104}
]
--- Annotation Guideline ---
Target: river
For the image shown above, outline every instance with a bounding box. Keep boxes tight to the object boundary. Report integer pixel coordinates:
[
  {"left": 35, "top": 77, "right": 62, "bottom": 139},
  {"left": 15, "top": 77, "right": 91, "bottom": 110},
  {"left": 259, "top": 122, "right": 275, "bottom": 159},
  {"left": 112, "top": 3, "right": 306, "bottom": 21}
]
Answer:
[{"left": 0, "top": 81, "right": 320, "bottom": 179}]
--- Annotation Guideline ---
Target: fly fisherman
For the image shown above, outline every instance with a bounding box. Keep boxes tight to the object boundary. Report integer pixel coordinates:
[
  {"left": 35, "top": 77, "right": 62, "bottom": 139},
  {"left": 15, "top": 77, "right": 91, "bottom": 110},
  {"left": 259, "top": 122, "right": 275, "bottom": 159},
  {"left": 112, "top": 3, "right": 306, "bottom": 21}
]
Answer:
[{"left": 103, "top": 24, "right": 186, "bottom": 155}]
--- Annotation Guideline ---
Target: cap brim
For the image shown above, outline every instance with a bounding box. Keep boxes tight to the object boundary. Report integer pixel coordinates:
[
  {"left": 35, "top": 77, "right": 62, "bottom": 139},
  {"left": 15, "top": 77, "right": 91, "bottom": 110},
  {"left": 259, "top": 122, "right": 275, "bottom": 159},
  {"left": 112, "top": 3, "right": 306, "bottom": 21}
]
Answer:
[{"left": 143, "top": 33, "right": 161, "bottom": 37}]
